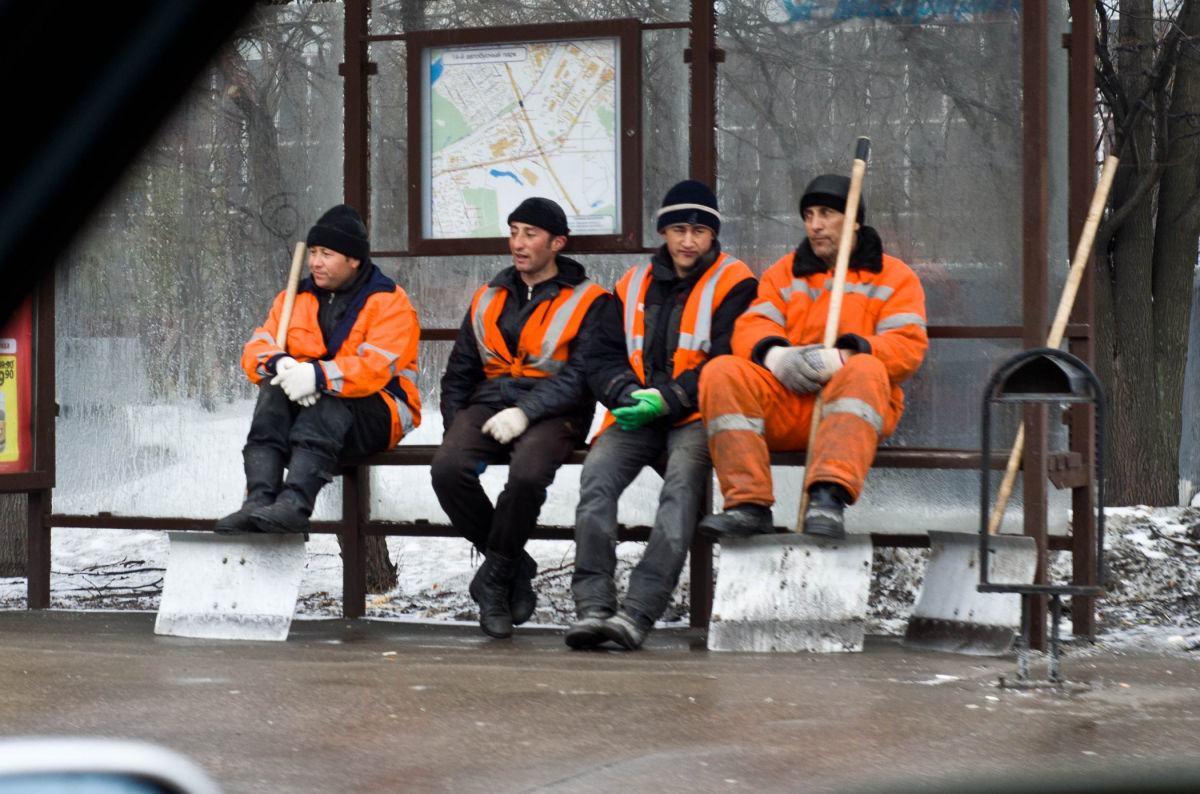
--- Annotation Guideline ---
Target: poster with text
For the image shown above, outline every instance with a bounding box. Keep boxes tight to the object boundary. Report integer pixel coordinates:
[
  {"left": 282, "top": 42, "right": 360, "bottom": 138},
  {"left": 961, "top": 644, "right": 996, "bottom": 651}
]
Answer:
[{"left": 0, "top": 295, "right": 34, "bottom": 472}]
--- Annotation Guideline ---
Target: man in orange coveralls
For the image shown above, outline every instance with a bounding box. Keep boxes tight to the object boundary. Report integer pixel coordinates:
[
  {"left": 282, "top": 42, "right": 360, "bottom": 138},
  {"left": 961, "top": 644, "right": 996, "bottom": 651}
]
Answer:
[
  {"left": 697, "top": 174, "right": 927, "bottom": 540},
  {"left": 215, "top": 204, "right": 421, "bottom": 535}
]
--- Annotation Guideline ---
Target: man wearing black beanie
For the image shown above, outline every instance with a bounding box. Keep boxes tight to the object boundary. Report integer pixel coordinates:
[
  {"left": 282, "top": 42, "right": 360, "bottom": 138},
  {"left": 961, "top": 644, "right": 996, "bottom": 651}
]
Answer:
[
  {"left": 432, "top": 196, "right": 609, "bottom": 639},
  {"left": 215, "top": 204, "right": 422, "bottom": 536},
  {"left": 698, "top": 173, "right": 927, "bottom": 541},
  {"left": 567, "top": 179, "right": 757, "bottom": 650}
]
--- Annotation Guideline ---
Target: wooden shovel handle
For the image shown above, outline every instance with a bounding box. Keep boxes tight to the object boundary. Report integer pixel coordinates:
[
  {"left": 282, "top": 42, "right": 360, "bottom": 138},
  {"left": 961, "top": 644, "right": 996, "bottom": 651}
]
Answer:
[
  {"left": 987, "top": 155, "right": 1118, "bottom": 534},
  {"left": 797, "top": 138, "right": 870, "bottom": 532},
  {"left": 275, "top": 241, "right": 307, "bottom": 351}
]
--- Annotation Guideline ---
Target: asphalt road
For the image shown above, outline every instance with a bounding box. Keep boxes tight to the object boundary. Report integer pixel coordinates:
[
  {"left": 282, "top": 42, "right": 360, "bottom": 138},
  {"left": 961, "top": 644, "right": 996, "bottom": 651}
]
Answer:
[{"left": 1, "top": 611, "right": 1199, "bottom": 793}]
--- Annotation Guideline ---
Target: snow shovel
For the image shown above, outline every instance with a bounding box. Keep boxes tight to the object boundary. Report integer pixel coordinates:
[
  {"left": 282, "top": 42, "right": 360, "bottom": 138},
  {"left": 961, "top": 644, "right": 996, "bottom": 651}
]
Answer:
[
  {"left": 706, "top": 137, "right": 873, "bottom": 653},
  {"left": 154, "top": 531, "right": 307, "bottom": 641},
  {"left": 155, "top": 241, "right": 309, "bottom": 641},
  {"left": 707, "top": 533, "right": 873, "bottom": 652},
  {"left": 902, "top": 156, "right": 1118, "bottom": 655}
]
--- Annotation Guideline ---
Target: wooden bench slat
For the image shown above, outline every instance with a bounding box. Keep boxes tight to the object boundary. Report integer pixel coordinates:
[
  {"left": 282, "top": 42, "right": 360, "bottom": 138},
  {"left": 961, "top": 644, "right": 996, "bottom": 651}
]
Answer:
[{"left": 346, "top": 445, "right": 1013, "bottom": 470}]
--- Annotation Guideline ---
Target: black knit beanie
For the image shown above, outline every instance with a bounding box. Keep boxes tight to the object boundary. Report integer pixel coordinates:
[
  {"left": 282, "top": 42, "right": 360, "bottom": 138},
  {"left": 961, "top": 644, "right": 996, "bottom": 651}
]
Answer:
[
  {"left": 507, "top": 197, "right": 570, "bottom": 237},
  {"left": 799, "top": 174, "right": 866, "bottom": 223},
  {"left": 656, "top": 179, "right": 720, "bottom": 234},
  {"left": 306, "top": 204, "right": 370, "bottom": 261}
]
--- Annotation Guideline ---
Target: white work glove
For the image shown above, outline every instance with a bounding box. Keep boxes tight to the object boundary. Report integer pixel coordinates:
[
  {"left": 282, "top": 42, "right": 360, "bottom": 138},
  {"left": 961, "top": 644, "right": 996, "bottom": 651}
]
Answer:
[
  {"left": 481, "top": 407, "right": 530, "bottom": 444},
  {"left": 273, "top": 355, "right": 300, "bottom": 375},
  {"left": 765, "top": 344, "right": 846, "bottom": 394},
  {"left": 297, "top": 392, "right": 321, "bottom": 408},
  {"left": 271, "top": 360, "right": 319, "bottom": 404}
]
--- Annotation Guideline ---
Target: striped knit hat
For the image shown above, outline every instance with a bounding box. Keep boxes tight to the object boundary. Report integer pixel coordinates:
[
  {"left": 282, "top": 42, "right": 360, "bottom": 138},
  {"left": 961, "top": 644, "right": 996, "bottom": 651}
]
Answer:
[{"left": 656, "top": 179, "right": 720, "bottom": 235}]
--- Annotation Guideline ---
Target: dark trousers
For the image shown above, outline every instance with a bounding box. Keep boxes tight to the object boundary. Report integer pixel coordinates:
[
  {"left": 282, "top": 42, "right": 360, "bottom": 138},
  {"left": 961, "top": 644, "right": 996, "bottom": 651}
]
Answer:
[
  {"left": 246, "top": 382, "right": 392, "bottom": 463},
  {"left": 430, "top": 403, "right": 581, "bottom": 557}
]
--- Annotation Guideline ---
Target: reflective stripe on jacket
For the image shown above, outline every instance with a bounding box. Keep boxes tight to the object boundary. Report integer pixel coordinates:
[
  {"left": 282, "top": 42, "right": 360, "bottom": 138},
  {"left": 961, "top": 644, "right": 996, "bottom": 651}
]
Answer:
[
  {"left": 733, "top": 245, "right": 927, "bottom": 418},
  {"left": 470, "top": 279, "right": 607, "bottom": 379},
  {"left": 599, "top": 251, "right": 755, "bottom": 430},
  {"left": 242, "top": 265, "right": 421, "bottom": 448},
  {"left": 620, "top": 252, "right": 755, "bottom": 381}
]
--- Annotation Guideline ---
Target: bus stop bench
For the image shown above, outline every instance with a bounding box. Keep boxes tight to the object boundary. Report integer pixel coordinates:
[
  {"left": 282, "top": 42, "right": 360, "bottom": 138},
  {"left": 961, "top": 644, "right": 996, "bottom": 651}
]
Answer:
[{"left": 333, "top": 444, "right": 1018, "bottom": 624}]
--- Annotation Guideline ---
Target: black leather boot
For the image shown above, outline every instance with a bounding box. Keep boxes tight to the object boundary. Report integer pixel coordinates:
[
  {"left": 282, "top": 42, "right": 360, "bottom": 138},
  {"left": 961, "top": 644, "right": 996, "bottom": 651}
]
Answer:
[
  {"left": 472, "top": 553, "right": 517, "bottom": 639},
  {"left": 250, "top": 449, "right": 334, "bottom": 534},
  {"left": 215, "top": 446, "right": 285, "bottom": 535},
  {"left": 510, "top": 550, "right": 538, "bottom": 625},
  {"left": 697, "top": 504, "right": 775, "bottom": 539},
  {"left": 803, "top": 482, "right": 850, "bottom": 539}
]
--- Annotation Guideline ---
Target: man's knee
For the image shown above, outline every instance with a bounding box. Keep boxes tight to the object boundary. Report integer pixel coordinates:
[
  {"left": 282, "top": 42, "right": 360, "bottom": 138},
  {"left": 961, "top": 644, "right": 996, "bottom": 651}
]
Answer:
[
  {"left": 507, "top": 461, "right": 558, "bottom": 496},
  {"left": 840, "top": 351, "right": 887, "bottom": 382},
  {"left": 289, "top": 396, "right": 352, "bottom": 453},
  {"left": 430, "top": 444, "right": 473, "bottom": 491},
  {"left": 699, "top": 354, "right": 753, "bottom": 395}
]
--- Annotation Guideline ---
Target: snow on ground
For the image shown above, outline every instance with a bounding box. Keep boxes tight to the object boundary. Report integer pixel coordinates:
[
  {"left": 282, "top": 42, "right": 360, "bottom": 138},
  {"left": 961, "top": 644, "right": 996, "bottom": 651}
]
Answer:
[
  {"left": 1, "top": 505, "right": 1197, "bottom": 654},
  {"left": 1, "top": 401, "right": 1197, "bottom": 652}
]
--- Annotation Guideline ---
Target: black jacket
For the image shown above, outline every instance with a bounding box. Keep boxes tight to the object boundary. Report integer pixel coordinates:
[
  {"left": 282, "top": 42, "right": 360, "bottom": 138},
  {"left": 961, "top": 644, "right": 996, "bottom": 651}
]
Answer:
[
  {"left": 440, "top": 255, "right": 606, "bottom": 432},
  {"left": 586, "top": 243, "right": 757, "bottom": 423}
]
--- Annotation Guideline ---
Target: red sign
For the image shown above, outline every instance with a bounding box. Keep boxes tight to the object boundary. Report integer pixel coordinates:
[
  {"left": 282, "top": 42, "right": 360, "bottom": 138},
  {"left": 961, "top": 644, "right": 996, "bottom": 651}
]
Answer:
[{"left": 0, "top": 295, "right": 34, "bottom": 473}]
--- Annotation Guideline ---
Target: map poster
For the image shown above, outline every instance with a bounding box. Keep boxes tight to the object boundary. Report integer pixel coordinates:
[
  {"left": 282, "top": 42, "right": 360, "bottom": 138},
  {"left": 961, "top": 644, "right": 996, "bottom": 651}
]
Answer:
[{"left": 421, "top": 35, "right": 621, "bottom": 240}]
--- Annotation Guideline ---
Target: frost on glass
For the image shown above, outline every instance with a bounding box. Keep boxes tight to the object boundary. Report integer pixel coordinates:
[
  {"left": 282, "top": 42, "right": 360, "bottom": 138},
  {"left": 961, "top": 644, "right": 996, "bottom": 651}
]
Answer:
[
  {"left": 53, "top": 3, "right": 346, "bottom": 518},
  {"left": 716, "top": 1, "right": 1026, "bottom": 324}
]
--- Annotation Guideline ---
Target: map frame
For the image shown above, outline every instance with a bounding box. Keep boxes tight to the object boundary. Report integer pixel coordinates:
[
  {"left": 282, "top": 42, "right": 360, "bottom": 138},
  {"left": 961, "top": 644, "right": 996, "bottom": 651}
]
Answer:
[{"left": 405, "top": 20, "right": 644, "bottom": 256}]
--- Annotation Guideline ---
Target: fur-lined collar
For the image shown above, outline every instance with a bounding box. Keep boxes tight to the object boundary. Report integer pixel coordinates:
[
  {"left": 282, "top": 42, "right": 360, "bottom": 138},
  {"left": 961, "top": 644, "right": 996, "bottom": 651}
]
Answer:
[{"left": 792, "top": 225, "right": 884, "bottom": 277}]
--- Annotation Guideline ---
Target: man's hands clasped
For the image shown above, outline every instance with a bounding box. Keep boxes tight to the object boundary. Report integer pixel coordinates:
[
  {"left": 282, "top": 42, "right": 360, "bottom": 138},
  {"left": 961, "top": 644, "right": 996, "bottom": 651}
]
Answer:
[
  {"left": 271, "top": 356, "right": 321, "bottom": 407},
  {"left": 764, "top": 344, "right": 846, "bottom": 394}
]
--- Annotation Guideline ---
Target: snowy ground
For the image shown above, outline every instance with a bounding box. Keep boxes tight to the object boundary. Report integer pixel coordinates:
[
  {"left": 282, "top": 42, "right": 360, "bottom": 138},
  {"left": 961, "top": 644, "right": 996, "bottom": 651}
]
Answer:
[
  {"left": 1, "top": 504, "right": 1197, "bottom": 655},
  {"left": 2, "top": 399, "right": 1196, "bottom": 652}
]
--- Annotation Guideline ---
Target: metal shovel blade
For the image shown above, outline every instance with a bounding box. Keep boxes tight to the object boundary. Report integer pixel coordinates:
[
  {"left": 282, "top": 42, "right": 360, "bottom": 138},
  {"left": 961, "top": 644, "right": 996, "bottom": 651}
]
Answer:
[
  {"left": 707, "top": 533, "right": 873, "bottom": 653},
  {"left": 154, "top": 532, "right": 307, "bottom": 641},
  {"left": 902, "top": 530, "right": 1037, "bottom": 656}
]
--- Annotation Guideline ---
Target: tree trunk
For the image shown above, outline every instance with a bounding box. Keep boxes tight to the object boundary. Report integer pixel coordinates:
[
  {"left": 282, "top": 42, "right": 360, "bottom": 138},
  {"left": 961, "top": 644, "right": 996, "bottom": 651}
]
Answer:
[
  {"left": 1097, "top": 0, "right": 1192, "bottom": 505},
  {"left": 336, "top": 535, "right": 398, "bottom": 594},
  {"left": 0, "top": 493, "right": 26, "bottom": 577},
  {"left": 1151, "top": 0, "right": 1200, "bottom": 504},
  {"left": 364, "top": 536, "right": 398, "bottom": 593}
]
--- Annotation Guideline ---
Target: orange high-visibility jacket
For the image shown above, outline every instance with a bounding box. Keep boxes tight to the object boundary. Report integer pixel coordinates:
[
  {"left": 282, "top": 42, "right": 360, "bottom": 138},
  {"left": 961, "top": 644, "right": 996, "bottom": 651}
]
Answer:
[
  {"left": 603, "top": 251, "right": 755, "bottom": 427},
  {"left": 733, "top": 239, "right": 927, "bottom": 417},
  {"left": 242, "top": 266, "right": 421, "bottom": 448},
  {"left": 469, "top": 279, "right": 608, "bottom": 380}
]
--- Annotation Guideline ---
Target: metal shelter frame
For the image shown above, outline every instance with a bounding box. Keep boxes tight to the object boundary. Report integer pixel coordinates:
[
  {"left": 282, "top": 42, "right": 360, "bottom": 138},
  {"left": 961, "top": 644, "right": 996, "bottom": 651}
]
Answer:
[{"left": 12, "top": 0, "right": 1102, "bottom": 649}]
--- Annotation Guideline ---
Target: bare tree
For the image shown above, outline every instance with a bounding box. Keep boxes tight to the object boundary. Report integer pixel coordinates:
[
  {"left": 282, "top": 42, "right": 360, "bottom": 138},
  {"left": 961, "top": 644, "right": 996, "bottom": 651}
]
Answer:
[{"left": 1095, "top": 0, "right": 1200, "bottom": 504}]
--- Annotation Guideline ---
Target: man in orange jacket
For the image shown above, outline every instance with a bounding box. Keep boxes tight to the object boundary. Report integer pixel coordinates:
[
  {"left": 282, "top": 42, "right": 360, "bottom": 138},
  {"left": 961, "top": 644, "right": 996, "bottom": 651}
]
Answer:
[
  {"left": 698, "top": 175, "right": 927, "bottom": 539},
  {"left": 432, "top": 197, "right": 609, "bottom": 639},
  {"left": 216, "top": 204, "right": 422, "bottom": 535},
  {"left": 568, "top": 180, "right": 757, "bottom": 650}
]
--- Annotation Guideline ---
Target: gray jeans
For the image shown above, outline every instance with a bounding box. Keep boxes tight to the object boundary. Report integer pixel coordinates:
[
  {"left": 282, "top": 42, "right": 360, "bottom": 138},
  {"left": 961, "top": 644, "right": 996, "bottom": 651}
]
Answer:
[{"left": 571, "top": 420, "right": 710, "bottom": 623}]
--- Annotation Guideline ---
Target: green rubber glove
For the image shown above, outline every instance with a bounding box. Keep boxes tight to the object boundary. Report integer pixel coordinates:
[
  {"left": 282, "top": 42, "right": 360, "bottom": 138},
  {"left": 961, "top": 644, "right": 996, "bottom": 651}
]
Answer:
[{"left": 611, "top": 388, "right": 667, "bottom": 431}]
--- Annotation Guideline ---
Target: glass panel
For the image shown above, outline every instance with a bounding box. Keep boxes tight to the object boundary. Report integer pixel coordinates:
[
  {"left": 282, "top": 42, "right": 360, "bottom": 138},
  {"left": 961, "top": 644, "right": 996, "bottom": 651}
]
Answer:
[
  {"left": 716, "top": 1, "right": 1028, "bottom": 324},
  {"left": 53, "top": 3, "right": 345, "bottom": 517}
]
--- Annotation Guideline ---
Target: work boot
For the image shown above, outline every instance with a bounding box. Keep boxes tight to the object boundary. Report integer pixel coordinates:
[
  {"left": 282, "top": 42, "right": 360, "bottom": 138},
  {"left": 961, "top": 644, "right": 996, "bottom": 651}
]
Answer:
[
  {"left": 250, "top": 449, "right": 334, "bottom": 535},
  {"left": 510, "top": 550, "right": 538, "bottom": 626},
  {"left": 564, "top": 608, "right": 613, "bottom": 650},
  {"left": 697, "top": 504, "right": 775, "bottom": 539},
  {"left": 215, "top": 446, "right": 285, "bottom": 535},
  {"left": 600, "top": 610, "right": 651, "bottom": 651},
  {"left": 803, "top": 483, "right": 850, "bottom": 540},
  {"left": 472, "top": 553, "right": 517, "bottom": 639}
]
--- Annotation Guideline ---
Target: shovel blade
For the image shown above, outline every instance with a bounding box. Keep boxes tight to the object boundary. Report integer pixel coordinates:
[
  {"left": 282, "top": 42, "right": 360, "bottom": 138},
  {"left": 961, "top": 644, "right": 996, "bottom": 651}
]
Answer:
[
  {"left": 707, "top": 533, "right": 873, "bottom": 653},
  {"left": 154, "top": 532, "right": 307, "bottom": 641},
  {"left": 902, "top": 530, "right": 1036, "bottom": 656}
]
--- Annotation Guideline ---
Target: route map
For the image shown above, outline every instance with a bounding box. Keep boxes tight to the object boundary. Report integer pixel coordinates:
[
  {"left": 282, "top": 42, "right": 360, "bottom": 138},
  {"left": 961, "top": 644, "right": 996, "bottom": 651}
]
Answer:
[{"left": 424, "top": 38, "right": 619, "bottom": 239}]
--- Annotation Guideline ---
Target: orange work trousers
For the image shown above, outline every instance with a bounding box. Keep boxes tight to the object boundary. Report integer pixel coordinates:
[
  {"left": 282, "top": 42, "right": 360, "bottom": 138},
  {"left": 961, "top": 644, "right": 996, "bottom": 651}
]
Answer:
[{"left": 698, "top": 353, "right": 900, "bottom": 507}]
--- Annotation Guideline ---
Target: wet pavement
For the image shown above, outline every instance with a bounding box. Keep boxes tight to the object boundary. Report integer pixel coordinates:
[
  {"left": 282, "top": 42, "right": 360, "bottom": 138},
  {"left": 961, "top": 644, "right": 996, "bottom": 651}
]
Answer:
[{"left": 1, "top": 610, "right": 1199, "bottom": 793}]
